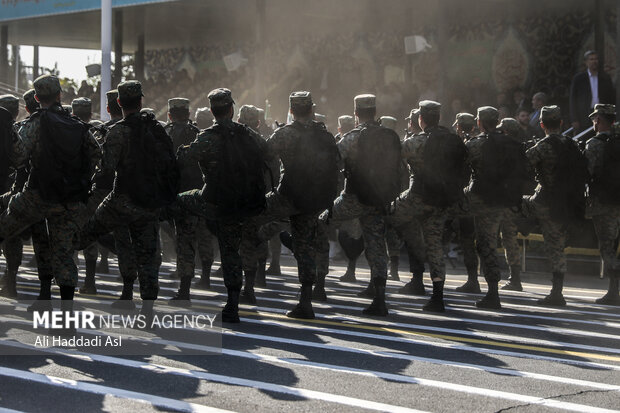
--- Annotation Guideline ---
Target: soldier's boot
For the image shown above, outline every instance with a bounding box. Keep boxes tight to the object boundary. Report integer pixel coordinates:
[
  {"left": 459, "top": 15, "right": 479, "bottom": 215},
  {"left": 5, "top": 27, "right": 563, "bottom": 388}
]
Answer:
[
  {"left": 169, "top": 277, "right": 192, "bottom": 307},
  {"left": 357, "top": 279, "right": 376, "bottom": 298},
  {"left": 398, "top": 272, "right": 426, "bottom": 295},
  {"left": 50, "top": 286, "right": 76, "bottom": 336},
  {"left": 0, "top": 268, "right": 18, "bottom": 298},
  {"left": 362, "top": 278, "right": 389, "bottom": 316},
  {"left": 265, "top": 263, "right": 281, "bottom": 276},
  {"left": 455, "top": 270, "right": 481, "bottom": 294},
  {"left": 195, "top": 260, "right": 213, "bottom": 289},
  {"left": 312, "top": 272, "right": 328, "bottom": 302},
  {"left": 389, "top": 256, "right": 400, "bottom": 281},
  {"left": 27, "top": 278, "right": 53, "bottom": 313},
  {"left": 476, "top": 280, "right": 502, "bottom": 309},
  {"left": 423, "top": 281, "right": 446, "bottom": 312},
  {"left": 501, "top": 265, "right": 523, "bottom": 291},
  {"left": 240, "top": 270, "right": 257, "bottom": 305},
  {"left": 280, "top": 231, "right": 294, "bottom": 252},
  {"left": 286, "top": 283, "right": 315, "bottom": 319},
  {"left": 255, "top": 259, "right": 267, "bottom": 288},
  {"left": 111, "top": 278, "right": 136, "bottom": 310},
  {"left": 595, "top": 273, "right": 620, "bottom": 305},
  {"left": 222, "top": 288, "right": 241, "bottom": 323},
  {"left": 339, "top": 260, "right": 357, "bottom": 282},
  {"left": 96, "top": 256, "right": 110, "bottom": 274},
  {"left": 538, "top": 272, "right": 566, "bottom": 306},
  {"left": 138, "top": 300, "right": 155, "bottom": 330},
  {"left": 213, "top": 267, "right": 223, "bottom": 278},
  {"left": 79, "top": 259, "right": 97, "bottom": 295}
]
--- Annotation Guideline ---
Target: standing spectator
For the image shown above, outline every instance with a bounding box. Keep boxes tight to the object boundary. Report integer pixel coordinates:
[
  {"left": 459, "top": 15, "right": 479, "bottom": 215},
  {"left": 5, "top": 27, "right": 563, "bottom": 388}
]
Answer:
[{"left": 529, "top": 92, "right": 547, "bottom": 138}]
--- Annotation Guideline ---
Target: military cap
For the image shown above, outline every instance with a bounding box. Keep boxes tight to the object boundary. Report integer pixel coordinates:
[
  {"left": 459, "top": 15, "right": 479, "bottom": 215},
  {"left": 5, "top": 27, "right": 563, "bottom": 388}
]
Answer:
[
  {"left": 418, "top": 100, "right": 441, "bottom": 115},
  {"left": 195, "top": 107, "right": 213, "bottom": 128},
  {"left": 33, "top": 74, "right": 61, "bottom": 97},
  {"left": 238, "top": 104, "right": 260, "bottom": 125},
  {"left": 612, "top": 121, "right": 620, "bottom": 137},
  {"left": 540, "top": 105, "right": 561, "bottom": 122},
  {"left": 452, "top": 112, "right": 475, "bottom": 128},
  {"left": 140, "top": 108, "right": 156, "bottom": 116},
  {"left": 0, "top": 94, "right": 19, "bottom": 115},
  {"left": 315, "top": 113, "right": 327, "bottom": 123},
  {"left": 289, "top": 91, "right": 312, "bottom": 108},
  {"left": 168, "top": 97, "right": 190, "bottom": 111},
  {"left": 338, "top": 115, "right": 354, "bottom": 129},
  {"left": 476, "top": 106, "right": 499, "bottom": 122},
  {"left": 71, "top": 97, "right": 92, "bottom": 111},
  {"left": 499, "top": 118, "right": 521, "bottom": 137},
  {"left": 405, "top": 108, "right": 420, "bottom": 121},
  {"left": 354, "top": 94, "right": 376, "bottom": 110},
  {"left": 589, "top": 103, "right": 616, "bottom": 119},
  {"left": 257, "top": 107, "right": 266, "bottom": 120},
  {"left": 380, "top": 115, "right": 398, "bottom": 131},
  {"left": 208, "top": 88, "right": 234, "bottom": 108},
  {"left": 23, "top": 89, "right": 37, "bottom": 108},
  {"left": 62, "top": 104, "right": 72, "bottom": 112},
  {"left": 117, "top": 80, "right": 144, "bottom": 101},
  {"left": 106, "top": 89, "right": 118, "bottom": 104}
]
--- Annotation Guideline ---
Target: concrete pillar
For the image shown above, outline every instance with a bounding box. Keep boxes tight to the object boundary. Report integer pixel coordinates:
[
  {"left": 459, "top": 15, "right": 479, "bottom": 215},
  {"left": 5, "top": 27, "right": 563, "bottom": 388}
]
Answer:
[
  {"left": 616, "top": 0, "right": 620, "bottom": 107},
  {"left": 594, "top": 0, "right": 605, "bottom": 68},
  {"left": 33, "top": 45, "right": 39, "bottom": 80},
  {"left": 12, "top": 44, "right": 18, "bottom": 91},
  {"left": 113, "top": 9, "right": 123, "bottom": 85},
  {"left": 255, "top": 0, "right": 266, "bottom": 105},
  {"left": 101, "top": 0, "right": 112, "bottom": 120},
  {"left": 0, "top": 26, "right": 8, "bottom": 86},
  {"left": 135, "top": 33, "right": 145, "bottom": 82}
]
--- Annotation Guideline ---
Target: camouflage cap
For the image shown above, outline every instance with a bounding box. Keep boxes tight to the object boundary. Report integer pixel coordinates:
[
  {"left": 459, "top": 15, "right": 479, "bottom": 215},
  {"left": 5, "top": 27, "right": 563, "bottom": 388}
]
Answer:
[
  {"left": 257, "top": 107, "right": 266, "bottom": 120},
  {"left": 168, "top": 97, "right": 190, "bottom": 111},
  {"left": 238, "top": 104, "right": 260, "bottom": 125},
  {"left": 476, "top": 106, "right": 499, "bottom": 122},
  {"left": 194, "top": 107, "right": 214, "bottom": 128},
  {"left": 418, "top": 100, "right": 441, "bottom": 115},
  {"left": 405, "top": 108, "right": 420, "bottom": 121},
  {"left": 208, "top": 88, "right": 234, "bottom": 108},
  {"left": 338, "top": 115, "right": 354, "bottom": 129},
  {"left": 117, "top": 80, "right": 144, "bottom": 101},
  {"left": 380, "top": 115, "right": 398, "bottom": 131},
  {"left": 140, "top": 107, "right": 156, "bottom": 116},
  {"left": 612, "top": 121, "right": 620, "bottom": 136},
  {"left": 106, "top": 89, "right": 118, "bottom": 104},
  {"left": 23, "top": 89, "right": 37, "bottom": 108},
  {"left": 540, "top": 105, "right": 561, "bottom": 122},
  {"left": 289, "top": 91, "right": 312, "bottom": 109},
  {"left": 499, "top": 117, "right": 521, "bottom": 136},
  {"left": 452, "top": 112, "right": 475, "bottom": 128},
  {"left": 33, "top": 74, "right": 62, "bottom": 97},
  {"left": 71, "top": 97, "right": 92, "bottom": 111},
  {"left": 62, "top": 104, "right": 72, "bottom": 112},
  {"left": 354, "top": 94, "right": 376, "bottom": 110},
  {"left": 315, "top": 113, "right": 327, "bottom": 123},
  {"left": 589, "top": 103, "right": 616, "bottom": 119},
  {"left": 0, "top": 94, "right": 19, "bottom": 114}
]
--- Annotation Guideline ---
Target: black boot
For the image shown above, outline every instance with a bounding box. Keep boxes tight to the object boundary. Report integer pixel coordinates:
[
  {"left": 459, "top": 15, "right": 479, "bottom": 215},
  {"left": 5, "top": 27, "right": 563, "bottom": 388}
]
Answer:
[
  {"left": 339, "top": 260, "right": 357, "bottom": 282},
  {"left": 455, "top": 270, "right": 481, "bottom": 293},
  {"left": 312, "top": 272, "right": 327, "bottom": 302},
  {"left": 195, "top": 260, "right": 212, "bottom": 289},
  {"left": 265, "top": 263, "right": 281, "bottom": 275},
  {"left": 0, "top": 268, "right": 17, "bottom": 298},
  {"left": 27, "top": 278, "right": 53, "bottom": 313},
  {"left": 398, "top": 272, "right": 426, "bottom": 295},
  {"left": 169, "top": 277, "right": 192, "bottom": 307},
  {"left": 255, "top": 260, "right": 267, "bottom": 288},
  {"left": 538, "top": 272, "right": 566, "bottom": 306},
  {"left": 476, "top": 280, "right": 502, "bottom": 309},
  {"left": 138, "top": 300, "right": 155, "bottom": 329},
  {"left": 502, "top": 265, "right": 523, "bottom": 291},
  {"left": 96, "top": 256, "right": 110, "bottom": 274},
  {"left": 389, "top": 256, "right": 400, "bottom": 281},
  {"left": 79, "top": 259, "right": 97, "bottom": 295},
  {"left": 595, "top": 274, "right": 620, "bottom": 305},
  {"left": 423, "top": 281, "right": 446, "bottom": 312},
  {"left": 287, "top": 283, "right": 315, "bottom": 319},
  {"left": 363, "top": 278, "right": 389, "bottom": 316},
  {"left": 51, "top": 286, "right": 76, "bottom": 336},
  {"left": 111, "top": 278, "right": 136, "bottom": 310},
  {"left": 357, "top": 279, "right": 375, "bottom": 298},
  {"left": 222, "top": 288, "right": 241, "bottom": 323},
  {"left": 241, "top": 270, "right": 257, "bottom": 305}
]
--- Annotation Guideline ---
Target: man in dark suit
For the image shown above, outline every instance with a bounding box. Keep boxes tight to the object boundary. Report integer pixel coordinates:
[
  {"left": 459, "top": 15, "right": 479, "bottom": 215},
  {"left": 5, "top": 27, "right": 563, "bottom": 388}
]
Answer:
[
  {"left": 528, "top": 92, "right": 546, "bottom": 138},
  {"left": 570, "top": 50, "right": 616, "bottom": 133}
]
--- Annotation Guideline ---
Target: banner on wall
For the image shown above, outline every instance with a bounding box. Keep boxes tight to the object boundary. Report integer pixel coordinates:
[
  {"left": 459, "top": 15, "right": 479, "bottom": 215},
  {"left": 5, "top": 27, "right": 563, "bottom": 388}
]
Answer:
[{"left": 0, "top": 0, "right": 177, "bottom": 22}]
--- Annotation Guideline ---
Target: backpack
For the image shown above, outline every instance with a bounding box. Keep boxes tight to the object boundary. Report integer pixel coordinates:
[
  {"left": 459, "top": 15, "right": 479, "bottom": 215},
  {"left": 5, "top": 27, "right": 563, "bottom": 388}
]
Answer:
[
  {"left": 32, "top": 107, "right": 92, "bottom": 203},
  {"left": 0, "top": 108, "right": 13, "bottom": 193},
  {"left": 346, "top": 124, "right": 402, "bottom": 207},
  {"left": 206, "top": 121, "right": 266, "bottom": 220},
  {"left": 166, "top": 122, "right": 203, "bottom": 192},
  {"left": 413, "top": 127, "right": 467, "bottom": 207},
  {"left": 279, "top": 121, "right": 340, "bottom": 214},
  {"left": 119, "top": 112, "right": 180, "bottom": 209},
  {"left": 472, "top": 131, "right": 529, "bottom": 208},
  {"left": 541, "top": 134, "right": 588, "bottom": 222},
  {"left": 590, "top": 135, "right": 620, "bottom": 205}
]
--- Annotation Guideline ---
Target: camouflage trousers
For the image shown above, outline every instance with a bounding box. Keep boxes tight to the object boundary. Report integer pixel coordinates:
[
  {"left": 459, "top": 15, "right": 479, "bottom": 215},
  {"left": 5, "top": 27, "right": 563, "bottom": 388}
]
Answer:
[
  {"left": 0, "top": 189, "right": 83, "bottom": 287},
  {"left": 389, "top": 189, "right": 447, "bottom": 282},
  {"left": 468, "top": 193, "right": 505, "bottom": 283},
  {"left": 591, "top": 206, "right": 620, "bottom": 277},
  {"left": 501, "top": 209, "right": 521, "bottom": 267},
  {"left": 318, "top": 192, "right": 387, "bottom": 281},
  {"left": 175, "top": 215, "right": 215, "bottom": 279},
  {"left": 30, "top": 220, "right": 54, "bottom": 282},
  {"left": 386, "top": 224, "right": 403, "bottom": 258},
  {"left": 81, "top": 192, "right": 160, "bottom": 299},
  {"left": 523, "top": 196, "right": 567, "bottom": 273},
  {"left": 239, "top": 220, "right": 270, "bottom": 272},
  {"left": 2, "top": 234, "right": 23, "bottom": 273},
  {"left": 457, "top": 215, "right": 478, "bottom": 276},
  {"left": 174, "top": 189, "right": 243, "bottom": 290}
]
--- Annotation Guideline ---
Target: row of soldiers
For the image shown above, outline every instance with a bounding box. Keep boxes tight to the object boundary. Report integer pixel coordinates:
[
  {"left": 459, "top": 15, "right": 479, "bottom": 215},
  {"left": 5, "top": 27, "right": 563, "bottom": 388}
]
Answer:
[{"left": 0, "top": 75, "right": 618, "bottom": 331}]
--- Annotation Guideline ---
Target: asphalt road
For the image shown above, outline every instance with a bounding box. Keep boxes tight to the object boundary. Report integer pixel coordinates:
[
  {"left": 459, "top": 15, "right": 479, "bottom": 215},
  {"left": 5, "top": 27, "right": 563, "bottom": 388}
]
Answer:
[{"left": 0, "top": 248, "right": 618, "bottom": 413}]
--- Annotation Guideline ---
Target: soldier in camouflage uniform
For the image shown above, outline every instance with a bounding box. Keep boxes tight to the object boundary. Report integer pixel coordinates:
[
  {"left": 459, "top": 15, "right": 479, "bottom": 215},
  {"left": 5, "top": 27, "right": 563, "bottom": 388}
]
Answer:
[
  {"left": 195, "top": 107, "right": 214, "bottom": 129},
  {"left": 585, "top": 104, "right": 620, "bottom": 305},
  {"left": 23, "top": 89, "right": 39, "bottom": 114},
  {"left": 0, "top": 75, "right": 100, "bottom": 313}
]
